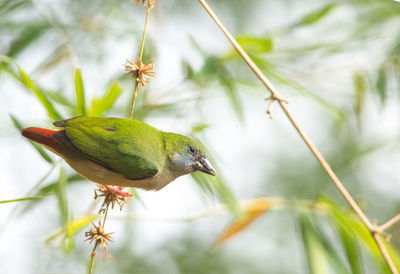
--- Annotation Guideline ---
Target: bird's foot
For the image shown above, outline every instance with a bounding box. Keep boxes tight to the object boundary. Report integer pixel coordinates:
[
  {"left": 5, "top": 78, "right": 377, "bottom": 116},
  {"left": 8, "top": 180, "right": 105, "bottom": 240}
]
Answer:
[{"left": 103, "top": 185, "right": 133, "bottom": 197}]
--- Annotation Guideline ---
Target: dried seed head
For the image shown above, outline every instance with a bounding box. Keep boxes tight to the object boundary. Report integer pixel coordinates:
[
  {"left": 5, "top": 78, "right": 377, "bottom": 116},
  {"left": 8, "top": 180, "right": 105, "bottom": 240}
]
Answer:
[
  {"left": 132, "top": 0, "right": 157, "bottom": 9},
  {"left": 85, "top": 221, "right": 113, "bottom": 255},
  {"left": 94, "top": 185, "right": 132, "bottom": 213},
  {"left": 123, "top": 59, "right": 156, "bottom": 87}
]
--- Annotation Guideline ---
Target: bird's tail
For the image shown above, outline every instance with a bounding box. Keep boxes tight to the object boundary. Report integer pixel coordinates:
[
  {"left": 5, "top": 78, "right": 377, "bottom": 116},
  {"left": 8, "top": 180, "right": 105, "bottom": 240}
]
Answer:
[{"left": 21, "top": 127, "right": 63, "bottom": 151}]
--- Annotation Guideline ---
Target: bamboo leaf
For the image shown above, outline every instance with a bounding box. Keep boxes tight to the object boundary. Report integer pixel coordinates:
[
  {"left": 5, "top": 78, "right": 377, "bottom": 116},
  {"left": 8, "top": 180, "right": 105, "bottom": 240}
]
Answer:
[
  {"left": 10, "top": 114, "right": 54, "bottom": 164},
  {"left": 20, "top": 173, "right": 84, "bottom": 213},
  {"left": 45, "top": 214, "right": 98, "bottom": 244},
  {"left": 17, "top": 65, "right": 63, "bottom": 121},
  {"left": 236, "top": 35, "right": 273, "bottom": 55},
  {"left": 320, "top": 197, "right": 400, "bottom": 272},
  {"left": 338, "top": 225, "right": 363, "bottom": 274},
  {"left": 300, "top": 214, "right": 330, "bottom": 274},
  {"left": 88, "top": 81, "right": 122, "bottom": 116},
  {"left": 74, "top": 69, "right": 86, "bottom": 116},
  {"left": 56, "top": 166, "right": 69, "bottom": 227},
  {"left": 6, "top": 23, "right": 50, "bottom": 57},
  {"left": 129, "top": 188, "right": 147, "bottom": 209},
  {"left": 214, "top": 199, "right": 269, "bottom": 246},
  {"left": 297, "top": 3, "right": 338, "bottom": 26},
  {"left": 353, "top": 72, "right": 367, "bottom": 121},
  {"left": 0, "top": 194, "right": 53, "bottom": 204},
  {"left": 299, "top": 213, "right": 349, "bottom": 274},
  {"left": 376, "top": 65, "right": 387, "bottom": 102}
]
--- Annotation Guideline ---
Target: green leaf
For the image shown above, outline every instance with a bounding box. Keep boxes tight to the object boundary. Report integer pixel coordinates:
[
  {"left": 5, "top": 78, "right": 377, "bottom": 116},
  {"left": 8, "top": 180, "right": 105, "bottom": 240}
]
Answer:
[
  {"left": 0, "top": 194, "right": 53, "bottom": 204},
  {"left": 337, "top": 223, "right": 363, "bottom": 274},
  {"left": 20, "top": 173, "right": 85, "bottom": 213},
  {"left": 191, "top": 123, "right": 210, "bottom": 134},
  {"left": 10, "top": 115, "right": 54, "bottom": 164},
  {"left": 320, "top": 197, "right": 399, "bottom": 273},
  {"left": 17, "top": 65, "right": 63, "bottom": 121},
  {"left": 353, "top": 72, "right": 367, "bottom": 121},
  {"left": 45, "top": 214, "right": 98, "bottom": 245},
  {"left": 297, "top": 3, "right": 338, "bottom": 26},
  {"left": 129, "top": 188, "right": 147, "bottom": 209},
  {"left": 74, "top": 69, "right": 86, "bottom": 116},
  {"left": 88, "top": 81, "right": 122, "bottom": 116},
  {"left": 299, "top": 213, "right": 349, "bottom": 274},
  {"left": 57, "top": 166, "right": 69, "bottom": 227},
  {"left": 6, "top": 23, "right": 50, "bottom": 57},
  {"left": 376, "top": 65, "right": 387, "bottom": 102},
  {"left": 191, "top": 172, "right": 240, "bottom": 215},
  {"left": 236, "top": 35, "right": 273, "bottom": 55},
  {"left": 57, "top": 166, "right": 73, "bottom": 251}
]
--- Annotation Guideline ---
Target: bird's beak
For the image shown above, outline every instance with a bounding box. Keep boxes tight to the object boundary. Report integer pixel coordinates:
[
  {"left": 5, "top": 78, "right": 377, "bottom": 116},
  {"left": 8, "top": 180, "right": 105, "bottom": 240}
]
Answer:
[{"left": 198, "top": 157, "right": 216, "bottom": 176}]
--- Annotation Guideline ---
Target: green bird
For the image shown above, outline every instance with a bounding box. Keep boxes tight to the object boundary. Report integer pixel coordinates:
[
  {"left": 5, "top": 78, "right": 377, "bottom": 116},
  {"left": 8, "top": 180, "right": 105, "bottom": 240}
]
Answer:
[{"left": 21, "top": 116, "right": 216, "bottom": 191}]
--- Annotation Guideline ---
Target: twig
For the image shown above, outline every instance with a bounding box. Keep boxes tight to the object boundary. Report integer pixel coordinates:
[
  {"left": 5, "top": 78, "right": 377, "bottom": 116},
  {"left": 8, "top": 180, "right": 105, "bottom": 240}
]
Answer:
[
  {"left": 374, "top": 233, "right": 398, "bottom": 273},
  {"left": 380, "top": 214, "right": 400, "bottom": 232},
  {"left": 129, "top": 3, "right": 152, "bottom": 119},
  {"left": 89, "top": 241, "right": 99, "bottom": 274},
  {"left": 197, "top": 0, "right": 398, "bottom": 273}
]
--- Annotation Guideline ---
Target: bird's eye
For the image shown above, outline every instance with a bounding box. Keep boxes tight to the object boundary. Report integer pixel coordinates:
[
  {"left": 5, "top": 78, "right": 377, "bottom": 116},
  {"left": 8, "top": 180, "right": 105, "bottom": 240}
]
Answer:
[{"left": 188, "top": 146, "right": 197, "bottom": 154}]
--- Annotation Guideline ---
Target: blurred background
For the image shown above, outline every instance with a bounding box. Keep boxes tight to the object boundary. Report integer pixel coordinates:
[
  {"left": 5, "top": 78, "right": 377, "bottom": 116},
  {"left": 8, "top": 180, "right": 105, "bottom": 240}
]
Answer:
[{"left": 1, "top": 0, "right": 400, "bottom": 273}]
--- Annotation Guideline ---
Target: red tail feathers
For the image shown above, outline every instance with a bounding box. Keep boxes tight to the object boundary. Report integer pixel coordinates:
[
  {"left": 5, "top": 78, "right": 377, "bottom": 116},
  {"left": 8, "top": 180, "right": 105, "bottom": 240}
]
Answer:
[{"left": 21, "top": 127, "right": 62, "bottom": 149}]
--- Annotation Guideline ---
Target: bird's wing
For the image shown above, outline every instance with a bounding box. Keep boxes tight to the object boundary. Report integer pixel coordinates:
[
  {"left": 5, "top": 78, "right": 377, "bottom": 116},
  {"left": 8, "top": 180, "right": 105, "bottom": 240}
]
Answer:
[{"left": 56, "top": 117, "right": 164, "bottom": 180}]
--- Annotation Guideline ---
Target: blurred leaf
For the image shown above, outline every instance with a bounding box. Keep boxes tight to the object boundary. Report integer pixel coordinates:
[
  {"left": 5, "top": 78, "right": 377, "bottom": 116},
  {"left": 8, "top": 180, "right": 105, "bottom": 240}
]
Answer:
[
  {"left": 353, "top": 71, "right": 367, "bottom": 121},
  {"left": 10, "top": 114, "right": 54, "bottom": 164},
  {"left": 296, "top": 3, "right": 338, "bottom": 26},
  {"left": 236, "top": 35, "right": 273, "bottom": 55},
  {"left": 57, "top": 166, "right": 69, "bottom": 226},
  {"left": 20, "top": 173, "right": 85, "bottom": 213},
  {"left": 35, "top": 44, "right": 71, "bottom": 74},
  {"left": 57, "top": 166, "right": 73, "bottom": 251},
  {"left": 0, "top": 0, "right": 29, "bottom": 16},
  {"left": 320, "top": 197, "right": 399, "bottom": 273},
  {"left": 191, "top": 172, "right": 215, "bottom": 198},
  {"left": 45, "top": 214, "right": 98, "bottom": 244},
  {"left": 45, "top": 90, "right": 74, "bottom": 109},
  {"left": 6, "top": 23, "right": 50, "bottom": 57},
  {"left": 336, "top": 221, "right": 364, "bottom": 274},
  {"left": 376, "top": 65, "right": 387, "bottom": 102},
  {"left": 129, "top": 188, "right": 147, "bottom": 209},
  {"left": 215, "top": 61, "right": 244, "bottom": 122},
  {"left": 88, "top": 81, "right": 122, "bottom": 116},
  {"left": 299, "top": 213, "right": 349, "bottom": 274},
  {"left": 214, "top": 198, "right": 269, "bottom": 246},
  {"left": 195, "top": 56, "right": 243, "bottom": 121},
  {"left": 0, "top": 194, "right": 53, "bottom": 204},
  {"left": 191, "top": 123, "right": 210, "bottom": 134},
  {"left": 17, "top": 65, "right": 63, "bottom": 121},
  {"left": 74, "top": 69, "right": 86, "bottom": 116}
]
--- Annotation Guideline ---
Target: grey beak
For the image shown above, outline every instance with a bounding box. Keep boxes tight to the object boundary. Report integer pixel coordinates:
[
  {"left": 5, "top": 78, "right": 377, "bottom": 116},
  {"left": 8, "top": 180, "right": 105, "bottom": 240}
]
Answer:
[{"left": 198, "top": 157, "right": 216, "bottom": 176}]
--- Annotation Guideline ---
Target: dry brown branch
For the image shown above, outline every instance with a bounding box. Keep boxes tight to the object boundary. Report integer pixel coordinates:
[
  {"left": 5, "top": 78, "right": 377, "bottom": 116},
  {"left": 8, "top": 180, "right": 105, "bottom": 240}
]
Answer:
[{"left": 197, "top": 0, "right": 399, "bottom": 272}]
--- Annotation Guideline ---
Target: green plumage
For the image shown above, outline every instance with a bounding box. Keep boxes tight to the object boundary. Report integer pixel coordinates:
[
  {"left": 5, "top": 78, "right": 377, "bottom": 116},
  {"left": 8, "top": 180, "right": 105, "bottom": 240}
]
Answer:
[{"left": 63, "top": 117, "right": 164, "bottom": 180}]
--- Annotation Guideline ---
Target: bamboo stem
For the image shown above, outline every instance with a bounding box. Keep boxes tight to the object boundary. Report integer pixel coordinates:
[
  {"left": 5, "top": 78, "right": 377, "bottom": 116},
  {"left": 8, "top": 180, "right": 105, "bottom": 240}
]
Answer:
[{"left": 196, "top": 0, "right": 398, "bottom": 272}]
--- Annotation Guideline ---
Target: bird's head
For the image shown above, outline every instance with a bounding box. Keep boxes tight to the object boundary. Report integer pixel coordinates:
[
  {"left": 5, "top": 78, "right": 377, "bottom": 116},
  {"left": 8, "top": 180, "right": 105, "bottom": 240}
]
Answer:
[{"left": 163, "top": 132, "right": 216, "bottom": 177}]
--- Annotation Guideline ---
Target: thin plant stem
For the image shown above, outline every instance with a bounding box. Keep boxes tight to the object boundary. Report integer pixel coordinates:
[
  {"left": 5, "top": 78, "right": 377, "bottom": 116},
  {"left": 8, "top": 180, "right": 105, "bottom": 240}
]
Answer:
[
  {"left": 129, "top": 82, "right": 139, "bottom": 119},
  {"left": 101, "top": 204, "right": 110, "bottom": 229},
  {"left": 197, "top": 0, "right": 398, "bottom": 273},
  {"left": 374, "top": 233, "right": 398, "bottom": 273},
  {"left": 89, "top": 241, "right": 99, "bottom": 274},
  {"left": 380, "top": 214, "right": 400, "bottom": 232},
  {"left": 129, "top": 3, "right": 152, "bottom": 119},
  {"left": 139, "top": 4, "right": 152, "bottom": 61}
]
